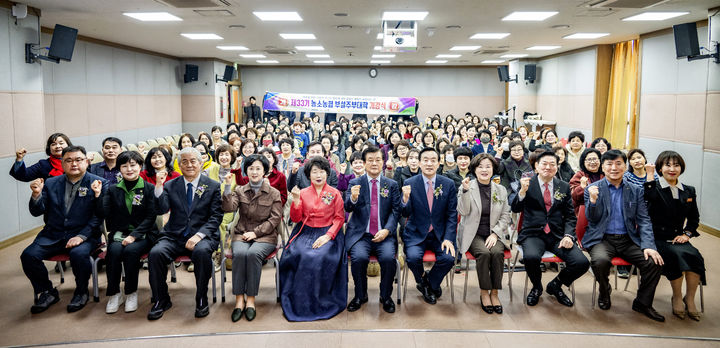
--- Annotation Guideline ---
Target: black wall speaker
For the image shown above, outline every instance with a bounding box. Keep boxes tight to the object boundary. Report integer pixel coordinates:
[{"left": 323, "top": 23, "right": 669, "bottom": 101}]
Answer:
[
  {"left": 48, "top": 24, "right": 78, "bottom": 61},
  {"left": 184, "top": 64, "right": 198, "bottom": 83},
  {"left": 673, "top": 22, "right": 700, "bottom": 58},
  {"left": 524, "top": 64, "right": 537, "bottom": 82},
  {"left": 497, "top": 66, "right": 509, "bottom": 82},
  {"left": 223, "top": 65, "right": 235, "bottom": 81}
]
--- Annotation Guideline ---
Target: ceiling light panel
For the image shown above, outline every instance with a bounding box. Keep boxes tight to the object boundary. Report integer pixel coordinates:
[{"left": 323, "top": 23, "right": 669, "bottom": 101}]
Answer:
[
  {"left": 217, "top": 46, "right": 248, "bottom": 50},
  {"left": 382, "top": 11, "right": 429, "bottom": 20},
  {"left": 253, "top": 12, "right": 302, "bottom": 21},
  {"left": 426, "top": 60, "right": 447, "bottom": 64},
  {"left": 622, "top": 12, "right": 688, "bottom": 21},
  {"left": 371, "top": 60, "right": 391, "bottom": 64},
  {"left": 372, "top": 54, "right": 395, "bottom": 58},
  {"left": 436, "top": 54, "right": 461, "bottom": 58},
  {"left": 306, "top": 54, "right": 329, "bottom": 58},
  {"left": 450, "top": 46, "right": 481, "bottom": 51},
  {"left": 280, "top": 33, "right": 316, "bottom": 39},
  {"left": 295, "top": 46, "right": 324, "bottom": 51},
  {"left": 482, "top": 60, "right": 505, "bottom": 63},
  {"left": 240, "top": 54, "right": 266, "bottom": 58},
  {"left": 501, "top": 54, "right": 528, "bottom": 58},
  {"left": 257, "top": 60, "right": 279, "bottom": 63},
  {"left": 123, "top": 12, "right": 182, "bottom": 21},
  {"left": 181, "top": 33, "right": 223, "bottom": 40},
  {"left": 314, "top": 60, "right": 334, "bottom": 64},
  {"left": 563, "top": 33, "right": 609, "bottom": 39},
  {"left": 470, "top": 33, "right": 510, "bottom": 39},
  {"left": 526, "top": 45, "right": 561, "bottom": 50}
]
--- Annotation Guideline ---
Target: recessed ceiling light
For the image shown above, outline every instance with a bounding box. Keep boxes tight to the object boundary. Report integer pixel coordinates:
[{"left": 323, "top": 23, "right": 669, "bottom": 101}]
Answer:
[
  {"left": 622, "top": 12, "right": 688, "bottom": 21},
  {"left": 502, "top": 11, "right": 558, "bottom": 21},
  {"left": 253, "top": 11, "right": 302, "bottom": 21},
  {"left": 551, "top": 24, "right": 570, "bottom": 30},
  {"left": 295, "top": 46, "right": 324, "bottom": 51},
  {"left": 217, "top": 45, "right": 248, "bottom": 50},
  {"left": 334, "top": 13, "right": 348, "bottom": 17},
  {"left": 240, "top": 54, "right": 266, "bottom": 58},
  {"left": 563, "top": 33, "right": 609, "bottom": 39},
  {"left": 374, "top": 46, "right": 382, "bottom": 51},
  {"left": 436, "top": 54, "right": 461, "bottom": 58},
  {"left": 470, "top": 33, "right": 510, "bottom": 39},
  {"left": 336, "top": 25, "right": 353, "bottom": 30},
  {"left": 526, "top": 45, "right": 561, "bottom": 50},
  {"left": 482, "top": 60, "right": 505, "bottom": 64},
  {"left": 370, "top": 60, "right": 391, "bottom": 64},
  {"left": 181, "top": 33, "right": 223, "bottom": 40},
  {"left": 280, "top": 33, "right": 316, "bottom": 39},
  {"left": 306, "top": 54, "right": 329, "bottom": 58},
  {"left": 501, "top": 54, "right": 528, "bottom": 58},
  {"left": 257, "top": 60, "right": 279, "bottom": 64},
  {"left": 123, "top": 12, "right": 182, "bottom": 21},
  {"left": 426, "top": 60, "right": 447, "bottom": 64},
  {"left": 382, "top": 11, "right": 429, "bottom": 21},
  {"left": 450, "top": 46, "right": 481, "bottom": 51},
  {"left": 445, "top": 25, "right": 462, "bottom": 29},
  {"left": 377, "top": 33, "right": 384, "bottom": 39},
  {"left": 228, "top": 24, "right": 246, "bottom": 29},
  {"left": 314, "top": 60, "right": 334, "bottom": 64},
  {"left": 372, "top": 54, "right": 395, "bottom": 58}
]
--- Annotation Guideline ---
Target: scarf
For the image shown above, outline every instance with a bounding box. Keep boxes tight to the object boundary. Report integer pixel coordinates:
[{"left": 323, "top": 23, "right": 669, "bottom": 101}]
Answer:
[{"left": 48, "top": 156, "right": 64, "bottom": 177}]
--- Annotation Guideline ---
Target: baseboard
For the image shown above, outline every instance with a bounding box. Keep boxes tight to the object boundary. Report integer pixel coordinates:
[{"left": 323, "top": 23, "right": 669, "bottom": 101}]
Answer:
[
  {"left": 0, "top": 226, "right": 41, "bottom": 250},
  {"left": 699, "top": 223, "right": 720, "bottom": 238}
]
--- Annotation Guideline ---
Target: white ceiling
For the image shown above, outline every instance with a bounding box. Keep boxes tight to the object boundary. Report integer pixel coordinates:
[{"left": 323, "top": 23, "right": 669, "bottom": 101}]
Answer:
[{"left": 21, "top": 0, "right": 720, "bottom": 66}]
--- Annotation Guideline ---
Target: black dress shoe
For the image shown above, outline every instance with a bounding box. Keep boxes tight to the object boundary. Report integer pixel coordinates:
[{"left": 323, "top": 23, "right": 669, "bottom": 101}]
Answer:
[
  {"left": 493, "top": 305, "right": 503, "bottom": 314},
  {"left": 632, "top": 300, "right": 665, "bottom": 322},
  {"left": 195, "top": 304, "right": 209, "bottom": 318},
  {"left": 598, "top": 285, "right": 612, "bottom": 310},
  {"left": 231, "top": 308, "right": 244, "bottom": 322},
  {"left": 67, "top": 292, "right": 89, "bottom": 313},
  {"left": 420, "top": 284, "right": 437, "bottom": 304},
  {"left": 546, "top": 280, "right": 573, "bottom": 307},
  {"left": 480, "top": 300, "right": 494, "bottom": 314},
  {"left": 147, "top": 300, "right": 172, "bottom": 320},
  {"left": 431, "top": 287, "right": 442, "bottom": 298},
  {"left": 31, "top": 288, "right": 60, "bottom": 314},
  {"left": 347, "top": 297, "right": 368, "bottom": 312},
  {"left": 381, "top": 298, "right": 396, "bottom": 313},
  {"left": 526, "top": 288, "right": 542, "bottom": 306},
  {"left": 244, "top": 307, "right": 256, "bottom": 321}
]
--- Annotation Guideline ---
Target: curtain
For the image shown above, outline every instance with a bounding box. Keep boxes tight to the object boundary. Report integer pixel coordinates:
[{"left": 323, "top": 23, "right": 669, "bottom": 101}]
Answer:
[{"left": 604, "top": 39, "right": 639, "bottom": 149}]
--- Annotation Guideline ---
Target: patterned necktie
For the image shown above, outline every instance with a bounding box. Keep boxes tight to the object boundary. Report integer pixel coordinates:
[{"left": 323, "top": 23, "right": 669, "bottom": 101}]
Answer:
[
  {"left": 185, "top": 182, "right": 194, "bottom": 237},
  {"left": 369, "top": 179, "right": 379, "bottom": 235},
  {"left": 543, "top": 182, "right": 552, "bottom": 234}
]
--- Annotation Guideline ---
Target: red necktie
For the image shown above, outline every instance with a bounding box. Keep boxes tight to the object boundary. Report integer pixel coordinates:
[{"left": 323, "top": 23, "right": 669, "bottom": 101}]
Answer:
[
  {"left": 543, "top": 182, "right": 552, "bottom": 234},
  {"left": 427, "top": 179, "right": 434, "bottom": 233},
  {"left": 369, "top": 179, "right": 379, "bottom": 235}
]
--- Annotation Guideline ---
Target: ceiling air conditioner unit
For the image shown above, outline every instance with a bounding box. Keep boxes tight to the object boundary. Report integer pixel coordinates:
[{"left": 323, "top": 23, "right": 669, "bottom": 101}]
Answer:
[{"left": 382, "top": 20, "right": 417, "bottom": 52}]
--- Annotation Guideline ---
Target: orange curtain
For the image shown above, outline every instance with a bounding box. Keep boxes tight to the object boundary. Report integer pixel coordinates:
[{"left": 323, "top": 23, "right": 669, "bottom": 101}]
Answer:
[{"left": 604, "top": 39, "right": 639, "bottom": 149}]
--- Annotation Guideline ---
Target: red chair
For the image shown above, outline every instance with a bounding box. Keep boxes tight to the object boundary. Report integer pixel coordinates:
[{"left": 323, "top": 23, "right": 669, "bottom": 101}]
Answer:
[
  {"left": 48, "top": 242, "right": 104, "bottom": 303},
  {"left": 401, "top": 250, "right": 455, "bottom": 304},
  {"left": 347, "top": 254, "right": 403, "bottom": 304},
  {"left": 575, "top": 205, "right": 639, "bottom": 308},
  {"left": 511, "top": 213, "right": 576, "bottom": 304}
]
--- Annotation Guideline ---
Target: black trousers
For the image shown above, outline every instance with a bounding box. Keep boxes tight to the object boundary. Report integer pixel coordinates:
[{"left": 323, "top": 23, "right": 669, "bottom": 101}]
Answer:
[
  {"left": 348, "top": 234, "right": 397, "bottom": 300},
  {"left": 588, "top": 234, "right": 662, "bottom": 307},
  {"left": 105, "top": 238, "right": 151, "bottom": 296},
  {"left": 519, "top": 233, "right": 589, "bottom": 290},
  {"left": 148, "top": 237, "right": 215, "bottom": 307},
  {"left": 21, "top": 239, "right": 96, "bottom": 296}
]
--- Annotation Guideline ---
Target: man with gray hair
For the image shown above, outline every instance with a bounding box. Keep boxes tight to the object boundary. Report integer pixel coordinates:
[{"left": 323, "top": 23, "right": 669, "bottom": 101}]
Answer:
[{"left": 147, "top": 147, "right": 223, "bottom": 320}]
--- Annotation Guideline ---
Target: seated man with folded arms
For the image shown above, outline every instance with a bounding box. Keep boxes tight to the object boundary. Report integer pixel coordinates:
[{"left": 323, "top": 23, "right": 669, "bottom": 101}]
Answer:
[
  {"left": 583, "top": 149, "right": 665, "bottom": 322},
  {"left": 147, "top": 147, "right": 223, "bottom": 320},
  {"left": 21, "top": 145, "right": 107, "bottom": 313}
]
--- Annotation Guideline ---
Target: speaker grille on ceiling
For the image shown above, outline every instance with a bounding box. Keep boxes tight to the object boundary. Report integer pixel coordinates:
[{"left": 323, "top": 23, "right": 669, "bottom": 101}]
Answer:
[
  {"left": 159, "top": 0, "right": 222, "bottom": 8},
  {"left": 193, "top": 9, "right": 234, "bottom": 16},
  {"left": 264, "top": 49, "right": 298, "bottom": 55},
  {"left": 476, "top": 49, "right": 508, "bottom": 55}
]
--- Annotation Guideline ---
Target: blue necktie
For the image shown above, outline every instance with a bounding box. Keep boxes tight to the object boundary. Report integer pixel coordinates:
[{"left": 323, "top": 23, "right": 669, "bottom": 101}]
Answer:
[{"left": 184, "top": 183, "right": 193, "bottom": 237}]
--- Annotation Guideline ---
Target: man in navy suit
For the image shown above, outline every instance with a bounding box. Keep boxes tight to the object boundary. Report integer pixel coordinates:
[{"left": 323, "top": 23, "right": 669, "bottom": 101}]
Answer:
[
  {"left": 401, "top": 147, "right": 457, "bottom": 304},
  {"left": 21, "top": 145, "right": 107, "bottom": 314},
  {"left": 583, "top": 150, "right": 665, "bottom": 321},
  {"left": 345, "top": 146, "right": 401, "bottom": 313},
  {"left": 147, "top": 147, "right": 223, "bottom": 320},
  {"left": 511, "top": 150, "right": 589, "bottom": 307}
]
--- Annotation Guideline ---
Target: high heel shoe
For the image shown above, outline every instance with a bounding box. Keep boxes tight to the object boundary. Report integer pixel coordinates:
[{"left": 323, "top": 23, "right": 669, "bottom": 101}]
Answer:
[
  {"left": 480, "top": 299, "right": 494, "bottom": 314},
  {"left": 672, "top": 296, "right": 685, "bottom": 319},
  {"left": 684, "top": 297, "right": 701, "bottom": 321}
]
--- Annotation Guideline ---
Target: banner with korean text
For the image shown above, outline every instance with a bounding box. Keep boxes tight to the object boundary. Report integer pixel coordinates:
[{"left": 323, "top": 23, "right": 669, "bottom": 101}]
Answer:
[{"left": 262, "top": 91, "right": 417, "bottom": 115}]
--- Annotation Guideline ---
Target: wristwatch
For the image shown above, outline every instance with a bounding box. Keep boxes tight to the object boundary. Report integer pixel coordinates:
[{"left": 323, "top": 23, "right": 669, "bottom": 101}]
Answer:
[{"left": 683, "top": 231, "right": 693, "bottom": 238}]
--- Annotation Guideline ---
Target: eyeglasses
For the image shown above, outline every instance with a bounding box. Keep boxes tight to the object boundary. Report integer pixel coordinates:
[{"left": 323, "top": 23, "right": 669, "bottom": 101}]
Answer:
[{"left": 585, "top": 158, "right": 600, "bottom": 163}]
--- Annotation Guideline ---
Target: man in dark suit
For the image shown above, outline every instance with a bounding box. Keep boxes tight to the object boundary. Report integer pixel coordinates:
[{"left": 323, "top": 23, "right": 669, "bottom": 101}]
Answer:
[
  {"left": 583, "top": 150, "right": 665, "bottom": 321},
  {"left": 89, "top": 137, "right": 122, "bottom": 184},
  {"left": 21, "top": 145, "right": 107, "bottom": 313},
  {"left": 401, "top": 147, "right": 457, "bottom": 304},
  {"left": 344, "top": 146, "right": 401, "bottom": 313},
  {"left": 286, "top": 141, "right": 338, "bottom": 191},
  {"left": 511, "top": 150, "right": 589, "bottom": 307},
  {"left": 147, "top": 147, "right": 223, "bottom": 320},
  {"left": 243, "top": 96, "right": 262, "bottom": 124}
]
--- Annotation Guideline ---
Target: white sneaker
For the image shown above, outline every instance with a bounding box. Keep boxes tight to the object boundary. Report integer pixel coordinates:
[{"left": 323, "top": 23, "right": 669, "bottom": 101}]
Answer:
[
  {"left": 106, "top": 293, "right": 124, "bottom": 314},
  {"left": 124, "top": 292, "right": 138, "bottom": 313}
]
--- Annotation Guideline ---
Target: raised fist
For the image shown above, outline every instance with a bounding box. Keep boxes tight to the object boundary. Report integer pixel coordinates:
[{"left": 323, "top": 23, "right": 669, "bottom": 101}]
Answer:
[
  {"left": 30, "top": 178, "right": 44, "bottom": 198},
  {"left": 519, "top": 177, "right": 530, "bottom": 195},
  {"left": 402, "top": 185, "right": 411, "bottom": 203},
  {"left": 580, "top": 176, "right": 589, "bottom": 189},
  {"left": 156, "top": 170, "right": 168, "bottom": 186},
  {"left": 339, "top": 162, "right": 348, "bottom": 174},
  {"left": 588, "top": 185, "right": 599, "bottom": 204},
  {"left": 223, "top": 172, "right": 233, "bottom": 186},
  {"left": 15, "top": 148, "right": 27, "bottom": 162},
  {"left": 90, "top": 180, "right": 103, "bottom": 197},
  {"left": 291, "top": 161, "right": 301, "bottom": 174},
  {"left": 645, "top": 163, "right": 656, "bottom": 175},
  {"left": 461, "top": 177, "right": 471, "bottom": 191},
  {"left": 350, "top": 185, "right": 361, "bottom": 202},
  {"left": 290, "top": 186, "right": 301, "bottom": 201}
]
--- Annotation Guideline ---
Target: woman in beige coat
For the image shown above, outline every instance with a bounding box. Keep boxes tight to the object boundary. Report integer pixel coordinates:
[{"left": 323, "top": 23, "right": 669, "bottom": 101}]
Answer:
[{"left": 457, "top": 153, "right": 511, "bottom": 314}]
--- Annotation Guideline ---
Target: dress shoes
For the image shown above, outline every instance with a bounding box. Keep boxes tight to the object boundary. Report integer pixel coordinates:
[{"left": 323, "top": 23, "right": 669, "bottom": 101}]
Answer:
[
  {"left": 67, "top": 292, "right": 89, "bottom": 313},
  {"left": 416, "top": 284, "right": 437, "bottom": 304},
  {"left": 147, "top": 300, "right": 172, "bottom": 320},
  {"left": 493, "top": 305, "right": 503, "bottom": 314},
  {"left": 31, "top": 288, "right": 60, "bottom": 314},
  {"left": 195, "top": 304, "right": 210, "bottom": 318},
  {"left": 526, "top": 288, "right": 542, "bottom": 306},
  {"left": 244, "top": 307, "right": 256, "bottom": 321},
  {"left": 546, "top": 279, "right": 573, "bottom": 307},
  {"left": 347, "top": 297, "right": 368, "bottom": 312},
  {"left": 480, "top": 300, "right": 494, "bottom": 314},
  {"left": 598, "top": 285, "right": 612, "bottom": 310},
  {"left": 684, "top": 297, "right": 701, "bottom": 321},
  {"left": 431, "top": 287, "right": 442, "bottom": 299},
  {"left": 381, "top": 298, "right": 396, "bottom": 313},
  {"left": 632, "top": 300, "right": 665, "bottom": 322},
  {"left": 231, "top": 308, "right": 244, "bottom": 322}
]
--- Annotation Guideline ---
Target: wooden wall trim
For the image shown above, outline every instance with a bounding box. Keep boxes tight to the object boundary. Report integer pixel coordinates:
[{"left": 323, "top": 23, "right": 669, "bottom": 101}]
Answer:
[{"left": 0, "top": 226, "right": 41, "bottom": 250}]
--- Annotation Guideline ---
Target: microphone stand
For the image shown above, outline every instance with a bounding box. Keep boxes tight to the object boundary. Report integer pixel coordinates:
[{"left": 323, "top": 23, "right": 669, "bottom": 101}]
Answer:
[{"left": 511, "top": 106, "right": 517, "bottom": 129}]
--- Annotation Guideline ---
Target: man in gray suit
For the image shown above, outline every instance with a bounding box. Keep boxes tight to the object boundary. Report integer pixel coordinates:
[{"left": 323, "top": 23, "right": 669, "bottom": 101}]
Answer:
[
  {"left": 147, "top": 147, "right": 223, "bottom": 320},
  {"left": 583, "top": 150, "right": 664, "bottom": 321}
]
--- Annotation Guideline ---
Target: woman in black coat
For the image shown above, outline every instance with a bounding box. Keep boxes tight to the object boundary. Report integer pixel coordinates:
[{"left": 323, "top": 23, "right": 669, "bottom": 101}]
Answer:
[
  {"left": 644, "top": 151, "right": 704, "bottom": 321},
  {"left": 92, "top": 151, "right": 159, "bottom": 314},
  {"left": 553, "top": 145, "right": 575, "bottom": 183}
]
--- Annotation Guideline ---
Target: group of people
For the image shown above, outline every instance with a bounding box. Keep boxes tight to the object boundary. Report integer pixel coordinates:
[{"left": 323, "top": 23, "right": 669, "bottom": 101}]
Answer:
[{"left": 10, "top": 107, "right": 705, "bottom": 324}]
